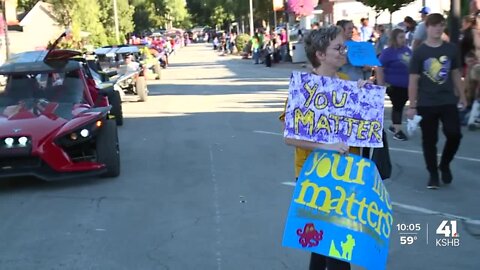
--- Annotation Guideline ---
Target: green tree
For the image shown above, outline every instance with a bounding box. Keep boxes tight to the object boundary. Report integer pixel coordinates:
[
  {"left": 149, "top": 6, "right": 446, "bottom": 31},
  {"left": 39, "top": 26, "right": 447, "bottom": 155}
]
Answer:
[
  {"left": 166, "top": 0, "right": 189, "bottom": 26},
  {"left": 98, "top": 0, "right": 135, "bottom": 43},
  {"left": 47, "top": 0, "right": 108, "bottom": 47},
  {"left": 357, "top": 0, "right": 416, "bottom": 25},
  {"left": 132, "top": 1, "right": 154, "bottom": 32},
  {"left": 17, "top": 0, "right": 39, "bottom": 12},
  {"left": 210, "top": 5, "right": 234, "bottom": 29},
  {"left": 131, "top": 0, "right": 191, "bottom": 32}
]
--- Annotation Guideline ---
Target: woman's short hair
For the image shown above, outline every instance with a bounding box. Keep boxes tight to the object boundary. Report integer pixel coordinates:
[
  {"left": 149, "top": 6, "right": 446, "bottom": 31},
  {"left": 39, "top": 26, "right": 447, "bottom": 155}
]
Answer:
[
  {"left": 388, "top": 28, "right": 405, "bottom": 48},
  {"left": 304, "top": 26, "right": 343, "bottom": 68}
]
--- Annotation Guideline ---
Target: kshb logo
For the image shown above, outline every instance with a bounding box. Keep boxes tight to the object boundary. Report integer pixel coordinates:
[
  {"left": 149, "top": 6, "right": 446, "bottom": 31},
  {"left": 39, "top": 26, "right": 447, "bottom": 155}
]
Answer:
[
  {"left": 436, "top": 220, "right": 458, "bottom": 237},
  {"left": 435, "top": 220, "right": 460, "bottom": 247}
]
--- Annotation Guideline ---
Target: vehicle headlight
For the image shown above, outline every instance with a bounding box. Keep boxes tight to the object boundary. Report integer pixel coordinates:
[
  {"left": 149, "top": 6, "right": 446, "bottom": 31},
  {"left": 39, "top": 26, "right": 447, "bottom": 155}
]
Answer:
[
  {"left": 18, "top": 136, "right": 28, "bottom": 146},
  {"left": 80, "top": 129, "right": 89, "bottom": 138},
  {"left": 4, "top": 137, "right": 14, "bottom": 147},
  {"left": 57, "top": 120, "right": 103, "bottom": 147}
]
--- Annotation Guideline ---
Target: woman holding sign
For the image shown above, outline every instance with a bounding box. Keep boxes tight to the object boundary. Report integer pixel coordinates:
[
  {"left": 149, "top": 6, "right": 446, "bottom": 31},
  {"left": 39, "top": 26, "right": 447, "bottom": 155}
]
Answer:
[
  {"left": 376, "top": 28, "right": 412, "bottom": 141},
  {"left": 280, "top": 26, "right": 358, "bottom": 270}
]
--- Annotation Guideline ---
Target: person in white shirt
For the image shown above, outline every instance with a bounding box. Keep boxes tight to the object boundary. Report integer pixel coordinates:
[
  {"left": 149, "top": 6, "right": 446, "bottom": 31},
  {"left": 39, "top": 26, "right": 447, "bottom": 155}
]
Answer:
[
  {"left": 359, "top": 18, "right": 373, "bottom": 42},
  {"left": 412, "top": 6, "right": 431, "bottom": 50},
  {"left": 118, "top": 54, "right": 140, "bottom": 75}
]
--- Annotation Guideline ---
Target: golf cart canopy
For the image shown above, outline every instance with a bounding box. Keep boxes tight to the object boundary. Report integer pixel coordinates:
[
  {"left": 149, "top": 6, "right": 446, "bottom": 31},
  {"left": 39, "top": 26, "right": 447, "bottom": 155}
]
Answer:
[
  {"left": 94, "top": 46, "right": 140, "bottom": 57},
  {"left": 0, "top": 50, "right": 82, "bottom": 75}
]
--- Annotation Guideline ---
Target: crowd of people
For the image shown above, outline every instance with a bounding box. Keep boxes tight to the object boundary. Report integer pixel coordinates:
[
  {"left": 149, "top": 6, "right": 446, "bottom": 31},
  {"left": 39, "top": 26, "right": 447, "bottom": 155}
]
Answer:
[
  {"left": 278, "top": 4, "right": 480, "bottom": 269},
  {"left": 212, "top": 29, "right": 290, "bottom": 67},
  {"left": 284, "top": 7, "right": 480, "bottom": 202}
]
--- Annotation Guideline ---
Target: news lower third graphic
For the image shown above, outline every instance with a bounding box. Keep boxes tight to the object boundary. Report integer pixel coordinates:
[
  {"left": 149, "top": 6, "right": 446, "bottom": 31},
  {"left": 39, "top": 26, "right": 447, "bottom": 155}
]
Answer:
[{"left": 396, "top": 220, "right": 461, "bottom": 247}]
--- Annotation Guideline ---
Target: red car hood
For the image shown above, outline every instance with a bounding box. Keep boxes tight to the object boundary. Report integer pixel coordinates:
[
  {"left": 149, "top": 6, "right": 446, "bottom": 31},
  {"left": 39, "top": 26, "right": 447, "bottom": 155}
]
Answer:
[{"left": 0, "top": 102, "right": 104, "bottom": 142}]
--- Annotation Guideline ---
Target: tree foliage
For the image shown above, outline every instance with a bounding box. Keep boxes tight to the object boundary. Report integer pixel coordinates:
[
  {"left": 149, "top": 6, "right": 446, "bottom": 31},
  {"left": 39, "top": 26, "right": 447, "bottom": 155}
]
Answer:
[
  {"left": 131, "top": 0, "right": 190, "bottom": 32},
  {"left": 28, "top": 0, "right": 285, "bottom": 48},
  {"left": 357, "top": 0, "right": 416, "bottom": 14},
  {"left": 210, "top": 6, "right": 234, "bottom": 28},
  {"left": 186, "top": 0, "right": 271, "bottom": 28},
  {"left": 47, "top": 0, "right": 108, "bottom": 47},
  {"left": 98, "top": 0, "right": 134, "bottom": 42},
  {"left": 17, "top": 0, "right": 39, "bottom": 12}
]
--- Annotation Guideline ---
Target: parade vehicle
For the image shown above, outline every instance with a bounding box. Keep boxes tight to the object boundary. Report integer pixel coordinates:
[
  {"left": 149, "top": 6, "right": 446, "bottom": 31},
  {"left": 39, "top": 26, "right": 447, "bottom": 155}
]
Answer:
[
  {"left": 0, "top": 49, "right": 121, "bottom": 181},
  {"left": 133, "top": 43, "right": 167, "bottom": 71},
  {"left": 94, "top": 45, "right": 149, "bottom": 102},
  {"left": 70, "top": 54, "right": 124, "bottom": 126}
]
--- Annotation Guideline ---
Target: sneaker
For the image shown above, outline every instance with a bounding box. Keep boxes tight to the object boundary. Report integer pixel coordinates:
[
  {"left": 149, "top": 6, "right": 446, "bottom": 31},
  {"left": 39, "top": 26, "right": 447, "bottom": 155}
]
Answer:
[
  {"left": 439, "top": 165, "right": 453, "bottom": 184},
  {"left": 393, "top": 130, "right": 408, "bottom": 141},
  {"left": 388, "top": 126, "right": 396, "bottom": 134},
  {"left": 427, "top": 173, "right": 440, "bottom": 189}
]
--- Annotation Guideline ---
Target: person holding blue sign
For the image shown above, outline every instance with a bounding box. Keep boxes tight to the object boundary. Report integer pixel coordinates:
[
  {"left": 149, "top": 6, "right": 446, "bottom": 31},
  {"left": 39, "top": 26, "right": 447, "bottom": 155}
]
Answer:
[
  {"left": 336, "top": 20, "right": 373, "bottom": 81},
  {"left": 280, "top": 25, "right": 360, "bottom": 270}
]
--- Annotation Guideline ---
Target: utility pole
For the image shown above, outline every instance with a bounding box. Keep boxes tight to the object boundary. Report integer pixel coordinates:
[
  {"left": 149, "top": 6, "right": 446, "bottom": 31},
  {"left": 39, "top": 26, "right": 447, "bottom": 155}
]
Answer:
[
  {"left": 113, "top": 0, "right": 120, "bottom": 44},
  {"left": 1, "top": 0, "right": 10, "bottom": 60},
  {"left": 273, "top": 10, "right": 277, "bottom": 28},
  {"left": 249, "top": 0, "right": 254, "bottom": 36},
  {"left": 449, "top": 0, "right": 461, "bottom": 45}
]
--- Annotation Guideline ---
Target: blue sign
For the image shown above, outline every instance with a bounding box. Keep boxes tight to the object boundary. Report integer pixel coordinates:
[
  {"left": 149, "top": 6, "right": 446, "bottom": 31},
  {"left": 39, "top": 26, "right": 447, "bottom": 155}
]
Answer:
[
  {"left": 282, "top": 150, "right": 393, "bottom": 270},
  {"left": 346, "top": 41, "right": 381, "bottom": 67}
]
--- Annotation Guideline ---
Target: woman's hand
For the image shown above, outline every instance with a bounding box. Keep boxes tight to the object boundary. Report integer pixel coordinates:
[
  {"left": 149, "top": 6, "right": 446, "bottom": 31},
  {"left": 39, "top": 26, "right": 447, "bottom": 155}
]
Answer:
[
  {"left": 357, "top": 79, "right": 371, "bottom": 88},
  {"left": 406, "top": 108, "right": 417, "bottom": 120},
  {"left": 324, "top": 142, "right": 349, "bottom": 155}
]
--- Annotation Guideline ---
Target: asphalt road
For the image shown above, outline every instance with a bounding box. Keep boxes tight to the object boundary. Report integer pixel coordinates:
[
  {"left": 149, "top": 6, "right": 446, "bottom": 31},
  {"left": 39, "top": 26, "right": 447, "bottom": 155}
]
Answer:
[{"left": 1, "top": 43, "right": 479, "bottom": 270}]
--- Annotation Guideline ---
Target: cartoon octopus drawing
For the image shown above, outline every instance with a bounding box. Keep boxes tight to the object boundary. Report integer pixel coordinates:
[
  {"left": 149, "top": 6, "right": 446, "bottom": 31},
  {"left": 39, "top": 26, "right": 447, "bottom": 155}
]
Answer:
[{"left": 296, "top": 223, "right": 324, "bottom": 248}]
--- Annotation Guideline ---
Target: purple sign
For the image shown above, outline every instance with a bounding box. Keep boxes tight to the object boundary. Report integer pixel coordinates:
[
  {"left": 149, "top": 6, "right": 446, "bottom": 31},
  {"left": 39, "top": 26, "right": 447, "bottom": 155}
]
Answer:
[{"left": 284, "top": 72, "right": 386, "bottom": 148}]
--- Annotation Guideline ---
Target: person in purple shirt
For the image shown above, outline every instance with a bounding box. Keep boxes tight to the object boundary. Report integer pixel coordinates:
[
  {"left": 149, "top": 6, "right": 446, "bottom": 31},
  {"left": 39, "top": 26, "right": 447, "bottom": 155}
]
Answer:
[{"left": 376, "top": 28, "right": 412, "bottom": 141}]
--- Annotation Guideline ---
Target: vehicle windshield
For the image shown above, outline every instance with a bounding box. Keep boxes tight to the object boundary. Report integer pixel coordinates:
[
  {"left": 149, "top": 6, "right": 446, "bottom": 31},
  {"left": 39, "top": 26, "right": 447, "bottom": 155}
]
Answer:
[{"left": 0, "top": 70, "right": 86, "bottom": 108}]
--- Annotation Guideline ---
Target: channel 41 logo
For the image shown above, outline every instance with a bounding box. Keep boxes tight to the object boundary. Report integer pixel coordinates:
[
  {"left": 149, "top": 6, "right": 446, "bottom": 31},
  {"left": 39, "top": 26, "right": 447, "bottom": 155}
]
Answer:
[{"left": 435, "top": 220, "right": 460, "bottom": 247}]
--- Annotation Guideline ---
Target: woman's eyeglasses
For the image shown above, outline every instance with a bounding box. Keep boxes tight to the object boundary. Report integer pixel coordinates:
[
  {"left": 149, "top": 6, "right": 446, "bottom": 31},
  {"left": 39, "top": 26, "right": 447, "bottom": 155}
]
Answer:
[{"left": 332, "top": 45, "right": 348, "bottom": 55}]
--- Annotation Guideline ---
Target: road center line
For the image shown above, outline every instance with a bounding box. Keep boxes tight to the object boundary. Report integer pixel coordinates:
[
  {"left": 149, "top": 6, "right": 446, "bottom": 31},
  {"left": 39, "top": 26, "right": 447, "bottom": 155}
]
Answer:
[
  {"left": 209, "top": 145, "right": 222, "bottom": 270},
  {"left": 254, "top": 130, "right": 480, "bottom": 163},
  {"left": 280, "top": 181, "right": 480, "bottom": 226}
]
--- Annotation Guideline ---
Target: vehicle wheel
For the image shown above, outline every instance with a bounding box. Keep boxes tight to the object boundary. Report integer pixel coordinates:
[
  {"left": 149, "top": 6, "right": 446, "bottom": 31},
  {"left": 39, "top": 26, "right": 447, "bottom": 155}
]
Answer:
[
  {"left": 108, "top": 90, "right": 123, "bottom": 126},
  {"left": 96, "top": 119, "right": 120, "bottom": 177},
  {"left": 153, "top": 62, "right": 162, "bottom": 80},
  {"left": 160, "top": 61, "right": 167, "bottom": 69},
  {"left": 136, "top": 77, "right": 148, "bottom": 102}
]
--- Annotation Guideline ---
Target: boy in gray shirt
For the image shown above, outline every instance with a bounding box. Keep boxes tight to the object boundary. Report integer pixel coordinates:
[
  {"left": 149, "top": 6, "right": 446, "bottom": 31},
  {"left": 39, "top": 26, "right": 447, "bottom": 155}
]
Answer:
[{"left": 408, "top": 14, "right": 467, "bottom": 189}]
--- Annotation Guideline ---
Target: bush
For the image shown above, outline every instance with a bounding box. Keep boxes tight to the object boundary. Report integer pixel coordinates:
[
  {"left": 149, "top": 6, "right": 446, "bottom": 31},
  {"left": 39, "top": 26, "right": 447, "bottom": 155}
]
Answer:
[{"left": 235, "top": 34, "right": 251, "bottom": 53}]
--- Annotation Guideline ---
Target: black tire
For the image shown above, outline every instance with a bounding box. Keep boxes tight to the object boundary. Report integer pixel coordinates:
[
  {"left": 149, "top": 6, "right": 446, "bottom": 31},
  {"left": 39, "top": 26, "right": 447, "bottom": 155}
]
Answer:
[
  {"left": 96, "top": 119, "right": 120, "bottom": 177},
  {"left": 160, "top": 60, "right": 167, "bottom": 69},
  {"left": 153, "top": 62, "right": 161, "bottom": 80},
  {"left": 108, "top": 90, "right": 123, "bottom": 126},
  {"left": 136, "top": 77, "right": 148, "bottom": 102}
]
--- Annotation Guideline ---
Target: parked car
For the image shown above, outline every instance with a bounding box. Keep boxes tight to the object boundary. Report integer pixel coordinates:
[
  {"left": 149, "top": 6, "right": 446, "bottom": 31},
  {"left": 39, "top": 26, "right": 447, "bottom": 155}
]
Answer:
[{"left": 0, "top": 49, "right": 120, "bottom": 180}]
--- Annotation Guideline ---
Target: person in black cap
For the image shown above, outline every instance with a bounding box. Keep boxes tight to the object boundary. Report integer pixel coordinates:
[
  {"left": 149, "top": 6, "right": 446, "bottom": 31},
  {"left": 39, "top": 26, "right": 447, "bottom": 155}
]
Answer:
[{"left": 412, "top": 6, "right": 431, "bottom": 50}]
